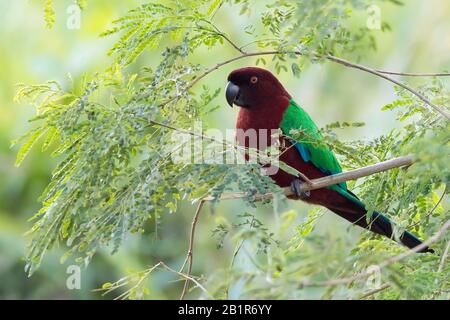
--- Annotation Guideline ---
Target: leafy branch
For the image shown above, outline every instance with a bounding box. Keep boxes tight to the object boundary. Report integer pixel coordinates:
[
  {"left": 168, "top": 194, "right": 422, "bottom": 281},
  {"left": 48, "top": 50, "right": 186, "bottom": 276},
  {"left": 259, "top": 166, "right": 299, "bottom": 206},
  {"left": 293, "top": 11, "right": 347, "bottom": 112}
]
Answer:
[
  {"left": 203, "top": 155, "right": 415, "bottom": 200},
  {"left": 17, "top": 0, "right": 450, "bottom": 299},
  {"left": 299, "top": 218, "right": 450, "bottom": 288},
  {"left": 97, "top": 261, "right": 212, "bottom": 300},
  {"left": 178, "top": 154, "right": 426, "bottom": 298},
  {"left": 160, "top": 49, "right": 450, "bottom": 120}
]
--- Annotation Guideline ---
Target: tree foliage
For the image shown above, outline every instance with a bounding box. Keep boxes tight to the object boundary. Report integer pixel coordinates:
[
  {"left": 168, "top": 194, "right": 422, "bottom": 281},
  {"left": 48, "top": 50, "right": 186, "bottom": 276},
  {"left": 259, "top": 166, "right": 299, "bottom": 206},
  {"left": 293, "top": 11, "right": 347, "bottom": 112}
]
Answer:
[{"left": 15, "top": 0, "right": 449, "bottom": 299}]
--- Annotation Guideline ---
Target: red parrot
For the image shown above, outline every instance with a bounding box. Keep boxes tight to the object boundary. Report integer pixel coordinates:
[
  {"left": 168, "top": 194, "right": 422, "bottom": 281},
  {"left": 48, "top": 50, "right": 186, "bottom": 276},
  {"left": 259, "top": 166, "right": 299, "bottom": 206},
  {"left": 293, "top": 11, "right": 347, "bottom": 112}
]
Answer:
[{"left": 225, "top": 67, "right": 432, "bottom": 253}]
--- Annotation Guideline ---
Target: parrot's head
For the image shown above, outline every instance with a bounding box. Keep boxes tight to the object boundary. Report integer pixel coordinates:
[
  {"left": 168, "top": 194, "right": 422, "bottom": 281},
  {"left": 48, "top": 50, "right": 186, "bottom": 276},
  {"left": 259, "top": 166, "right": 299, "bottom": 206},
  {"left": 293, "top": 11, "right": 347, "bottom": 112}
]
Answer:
[{"left": 226, "top": 67, "right": 290, "bottom": 108}]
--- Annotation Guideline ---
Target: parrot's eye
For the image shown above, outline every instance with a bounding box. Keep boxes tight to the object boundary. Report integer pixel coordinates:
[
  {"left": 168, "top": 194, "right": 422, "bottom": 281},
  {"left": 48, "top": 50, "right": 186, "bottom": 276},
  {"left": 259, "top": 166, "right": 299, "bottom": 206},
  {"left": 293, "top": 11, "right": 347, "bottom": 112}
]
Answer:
[{"left": 250, "top": 76, "right": 258, "bottom": 84}]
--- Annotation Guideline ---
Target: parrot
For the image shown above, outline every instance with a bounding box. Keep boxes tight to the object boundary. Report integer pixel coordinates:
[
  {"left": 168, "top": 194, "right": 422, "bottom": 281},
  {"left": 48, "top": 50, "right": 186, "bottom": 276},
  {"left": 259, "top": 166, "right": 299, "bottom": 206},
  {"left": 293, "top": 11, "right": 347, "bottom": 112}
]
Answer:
[{"left": 225, "top": 67, "right": 433, "bottom": 253}]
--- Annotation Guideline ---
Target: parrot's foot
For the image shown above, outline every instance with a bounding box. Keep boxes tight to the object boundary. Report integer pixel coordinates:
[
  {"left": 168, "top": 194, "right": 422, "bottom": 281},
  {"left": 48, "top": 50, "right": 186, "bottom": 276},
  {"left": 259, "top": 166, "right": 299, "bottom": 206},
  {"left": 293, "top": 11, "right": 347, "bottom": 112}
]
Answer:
[{"left": 290, "top": 179, "right": 310, "bottom": 199}]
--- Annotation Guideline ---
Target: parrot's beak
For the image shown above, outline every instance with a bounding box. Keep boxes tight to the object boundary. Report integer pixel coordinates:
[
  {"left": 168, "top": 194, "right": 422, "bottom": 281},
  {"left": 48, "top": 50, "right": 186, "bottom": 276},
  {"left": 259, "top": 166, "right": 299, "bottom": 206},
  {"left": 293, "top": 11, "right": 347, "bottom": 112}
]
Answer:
[{"left": 225, "top": 81, "right": 240, "bottom": 107}]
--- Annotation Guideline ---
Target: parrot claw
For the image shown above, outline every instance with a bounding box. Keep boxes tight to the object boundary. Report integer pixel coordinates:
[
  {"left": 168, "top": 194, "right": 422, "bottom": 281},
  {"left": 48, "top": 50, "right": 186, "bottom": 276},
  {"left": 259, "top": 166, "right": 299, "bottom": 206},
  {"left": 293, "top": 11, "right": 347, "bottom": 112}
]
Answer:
[{"left": 290, "top": 179, "right": 310, "bottom": 199}]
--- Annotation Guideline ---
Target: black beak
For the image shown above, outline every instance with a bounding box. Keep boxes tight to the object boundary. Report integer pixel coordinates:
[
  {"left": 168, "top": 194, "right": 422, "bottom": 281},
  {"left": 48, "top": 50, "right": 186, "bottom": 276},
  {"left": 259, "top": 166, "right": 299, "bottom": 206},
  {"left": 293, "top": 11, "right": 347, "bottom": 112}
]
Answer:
[{"left": 225, "top": 81, "right": 240, "bottom": 107}]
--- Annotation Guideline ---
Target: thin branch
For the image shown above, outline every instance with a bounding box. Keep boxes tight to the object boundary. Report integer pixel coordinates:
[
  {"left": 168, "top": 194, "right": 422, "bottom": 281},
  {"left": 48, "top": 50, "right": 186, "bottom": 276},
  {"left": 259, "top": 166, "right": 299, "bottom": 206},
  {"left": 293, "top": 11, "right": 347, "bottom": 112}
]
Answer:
[
  {"left": 238, "top": 38, "right": 280, "bottom": 51},
  {"left": 200, "top": 19, "right": 247, "bottom": 54},
  {"left": 157, "top": 43, "right": 450, "bottom": 298},
  {"left": 438, "top": 240, "right": 450, "bottom": 273},
  {"left": 158, "top": 51, "right": 283, "bottom": 108},
  {"left": 159, "top": 50, "right": 450, "bottom": 121},
  {"left": 178, "top": 203, "right": 449, "bottom": 298},
  {"left": 180, "top": 199, "right": 206, "bottom": 300},
  {"left": 237, "top": 40, "right": 449, "bottom": 78},
  {"left": 177, "top": 155, "right": 418, "bottom": 299},
  {"left": 299, "top": 219, "right": 450, "bottom": 288},
  {"left": 408, "top": 185, "right": 447, "bottom": 228},
  {"left": 174, "top": 152, "right": 446, "bottom": 297},
  {"left": 158, "top": 261, "right": 212, "bottom": 299},
  {"left": 374, "top": 70, "right": 450, "bottom": 77},
  {"left": 220, "top": 33, "right": 247, "bottom": 54},
  {"left": 161, "top": 51, "right": 283, "bottom": 108},
  {"left": 358, "top": 283, "right": 391, "bottom": 299},
  {"left": 203, "top": 155, "right": 414, "bottom": 201},
  {"left": 96, "top": 260, "right": 211, "bottom": 300},
  {"left": 148, "top": 119, "right": 303, "bottom": 179},
  {"left": 148, "top": 119, "right": 249, "bottom": 158},
  {"left": 325, "top": 55, "right": 450, "bottom": 121}
]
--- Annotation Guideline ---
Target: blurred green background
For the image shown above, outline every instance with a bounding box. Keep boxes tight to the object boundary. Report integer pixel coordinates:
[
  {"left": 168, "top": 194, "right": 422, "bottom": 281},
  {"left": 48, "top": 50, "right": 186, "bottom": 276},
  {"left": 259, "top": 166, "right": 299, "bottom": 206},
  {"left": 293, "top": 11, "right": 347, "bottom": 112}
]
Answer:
[{"left": 0, "top": 0, "right": 449, "bottom": 299}]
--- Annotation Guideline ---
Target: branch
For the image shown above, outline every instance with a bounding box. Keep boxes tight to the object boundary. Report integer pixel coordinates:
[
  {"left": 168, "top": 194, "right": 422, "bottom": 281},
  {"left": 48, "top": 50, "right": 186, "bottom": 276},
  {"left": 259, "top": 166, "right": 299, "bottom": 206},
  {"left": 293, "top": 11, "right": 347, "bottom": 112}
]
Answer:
[
  {"left": 164, "top": 44, "right": 449, "bottom": 298},
  {"left": 408, "top": 185, "right": 447, "bottom": 228},
  {"left": 158, "top": 261, "right": 212, "bottom": 299},
  {"left": 374, "top": 70, "right": 450, "bottom": 77},
  {"left": 325, "top": 55, "right": 450, "bottom": 121},
  {"left": 179, "top": 191, "right": 449, "bottom": 298},
  {"left": 438, "top": 240, "right": 450, "bottom": 273},
  {"left": 358, "top": 283, "right": 391, "bottom": 299},
  {"left": 203, "top": 155, "right": 414, "bottom": 201},
  {"left": 97, "top": 261, "right": 212, "bottom": 300},
  {"left": 179, "top": 199, "right": 205, "bottom": 300},
  {"left": 159, "top": 50, "right": 450, "bottom": 121},
  {"left": 300, "top": 219, "right": 450, "bottom": 288},
  {"left": 159, "top": 51, "right": 280, "bottom": 108},
  {"left": 204, "top": 20, "right": 247, "bottom": 55},
  {"left": 177, "top": 155, "right": 418, "bottom": 299}
]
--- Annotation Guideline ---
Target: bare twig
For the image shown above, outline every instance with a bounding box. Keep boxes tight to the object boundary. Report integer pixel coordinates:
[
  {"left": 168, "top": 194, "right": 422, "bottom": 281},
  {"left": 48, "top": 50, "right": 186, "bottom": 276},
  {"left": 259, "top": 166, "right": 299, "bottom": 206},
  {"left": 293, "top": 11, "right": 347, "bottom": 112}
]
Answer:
[
  {"left": 96, "top": 260, "right": 211, "bottom": 300},
  {"left": 374, "top": 70, "right": 450, "bottom": 77},
  {"left": 203, "top": 155, "right": 414, "bottom": 201},
  {"left": 438, "top": 240, "right": 450, "bottom": 273},
  {"left": 159, "top": 261, "right": 212, "bottom": 298},
  {"left": 358, "top": 283, "right": 391, "bottom": 299},
  {"left": 180, "top": 199, "right": 206, "bottom": 300},
  {"left": 325, "top": 55, "right": 450, "bottom": 121},
  {"left": 159, "top": 51, "right": 281, "bottom": 108}
]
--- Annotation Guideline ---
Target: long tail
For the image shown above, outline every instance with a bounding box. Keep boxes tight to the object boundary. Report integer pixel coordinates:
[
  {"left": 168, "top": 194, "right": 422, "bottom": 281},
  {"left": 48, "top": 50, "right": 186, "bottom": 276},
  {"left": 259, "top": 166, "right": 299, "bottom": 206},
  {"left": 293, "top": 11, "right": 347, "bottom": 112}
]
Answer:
[{"left": 325, "top": 190, "right": 434, "bottom": 253}]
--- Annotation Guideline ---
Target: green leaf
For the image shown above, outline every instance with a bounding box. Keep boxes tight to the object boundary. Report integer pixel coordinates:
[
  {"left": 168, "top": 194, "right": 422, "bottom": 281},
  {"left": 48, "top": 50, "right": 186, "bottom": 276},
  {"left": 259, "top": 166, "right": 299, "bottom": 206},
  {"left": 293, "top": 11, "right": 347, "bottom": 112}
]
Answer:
[
  {"left": 15, "top": 128, "right": 48, "bottom": 167},
  {"left": 207, "top": 0, "right": 222, "bottom": 16}
]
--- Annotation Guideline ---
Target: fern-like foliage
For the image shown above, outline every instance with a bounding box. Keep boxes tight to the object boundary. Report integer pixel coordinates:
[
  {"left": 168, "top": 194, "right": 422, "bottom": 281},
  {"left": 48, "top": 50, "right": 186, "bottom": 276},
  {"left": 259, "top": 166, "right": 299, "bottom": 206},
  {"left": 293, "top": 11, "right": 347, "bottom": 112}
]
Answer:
[{"left": 16, "top": 0, "right": 450, "bottom": 299}]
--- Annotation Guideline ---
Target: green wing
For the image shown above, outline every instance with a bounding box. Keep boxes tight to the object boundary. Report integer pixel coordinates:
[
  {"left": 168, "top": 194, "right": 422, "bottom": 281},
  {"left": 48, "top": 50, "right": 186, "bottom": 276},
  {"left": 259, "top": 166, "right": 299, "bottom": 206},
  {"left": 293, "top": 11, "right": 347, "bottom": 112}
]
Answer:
[{"left": 280, "top": 99, "right": 360, "bottom": 203}]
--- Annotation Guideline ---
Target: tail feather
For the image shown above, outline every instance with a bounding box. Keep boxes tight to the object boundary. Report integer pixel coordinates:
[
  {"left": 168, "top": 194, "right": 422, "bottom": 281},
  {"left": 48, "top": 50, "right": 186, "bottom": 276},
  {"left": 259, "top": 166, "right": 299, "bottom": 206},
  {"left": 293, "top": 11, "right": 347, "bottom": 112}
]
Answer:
[
  {"left": 369, "top": 212, "right": 433, "bottom": 253},
  {"left": 325, "top": 193, "right": 434, "bottom": 253}
]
